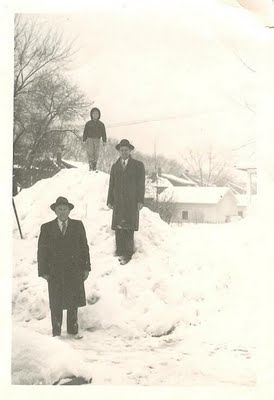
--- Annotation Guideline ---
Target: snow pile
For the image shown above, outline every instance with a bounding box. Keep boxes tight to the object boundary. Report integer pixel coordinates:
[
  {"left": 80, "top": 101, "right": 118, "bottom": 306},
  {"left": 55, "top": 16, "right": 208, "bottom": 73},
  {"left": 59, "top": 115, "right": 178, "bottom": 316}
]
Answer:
[
  {"left": 12, "top": 326, "right": 93, "bottom": 385},
  {"left": 12, "top": 166, "right": 259, "bottom": 342},
  {"left": 13, "top": 167, "right": 175, "bottom": 336}
]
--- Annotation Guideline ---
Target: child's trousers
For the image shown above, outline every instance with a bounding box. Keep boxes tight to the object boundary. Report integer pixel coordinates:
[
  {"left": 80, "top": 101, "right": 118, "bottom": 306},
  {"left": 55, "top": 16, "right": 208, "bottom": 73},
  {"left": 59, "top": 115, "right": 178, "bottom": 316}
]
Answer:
[{"left": 86, "top": 138, "right": 101, "bottom": 164}]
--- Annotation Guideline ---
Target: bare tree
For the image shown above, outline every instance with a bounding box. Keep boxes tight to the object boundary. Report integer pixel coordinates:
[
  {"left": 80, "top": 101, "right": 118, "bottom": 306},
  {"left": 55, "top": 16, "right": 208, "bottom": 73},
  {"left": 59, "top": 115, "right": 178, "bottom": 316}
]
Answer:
[
  {"left": 181, "top": 148, "right": 232, "bottom": 186},
  {"left": 13, "top": 14, "right": 81, "bottom": 154},
  {"left": 14, "top": 15, "right": 75, "bottom": 99},
  {"left": 24, "top": 74, "right": 88, "bottom": 167},
  {"left": 13, "top": 71, "right": 89, "bottom": 186}
]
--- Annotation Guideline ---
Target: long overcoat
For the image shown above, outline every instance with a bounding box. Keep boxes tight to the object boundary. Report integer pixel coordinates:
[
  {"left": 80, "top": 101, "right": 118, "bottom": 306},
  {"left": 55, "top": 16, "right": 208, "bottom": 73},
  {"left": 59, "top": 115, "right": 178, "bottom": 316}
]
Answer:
[
  {"left": 107, "top": 156, "right": 145, "bottom": 231},
  {"left": 37, "top": 218, "right": 91, "bottom": 310}
]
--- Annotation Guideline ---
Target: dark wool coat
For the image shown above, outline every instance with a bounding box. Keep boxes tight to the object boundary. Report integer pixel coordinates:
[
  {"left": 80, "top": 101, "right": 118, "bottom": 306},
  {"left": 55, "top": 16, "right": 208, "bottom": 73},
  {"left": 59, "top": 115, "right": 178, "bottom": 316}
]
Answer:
[
  {"left": 107, "top": 156, "right": 145, "bottom": 231},
  {"left": 37, "top": 218, "right": 91, "bottom": 310},
  {"left": 83, "top": 120, "right": 106, "bottom": 142},
  {"left": 83, "top": 109, "right": 106, "bottom": 143}
]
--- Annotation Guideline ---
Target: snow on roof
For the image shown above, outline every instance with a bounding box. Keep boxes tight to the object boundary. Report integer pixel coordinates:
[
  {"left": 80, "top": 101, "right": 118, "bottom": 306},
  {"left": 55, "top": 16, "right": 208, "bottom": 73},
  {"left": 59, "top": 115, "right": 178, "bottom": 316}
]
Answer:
[
  {"left": 151, "top": 176, "right": 172, "bottom": 188},
  {"left": 145, "top": 176, "right": 172, "bottom": 199},
  {"left": 160, "top": 186, "right": 232, "bottom": 204},
  {"left": 61, "top": 159, "right": 86, "bottom": 169},
  {"left": 161, "top": 173, "right": 196, "bottom": 186},
  {"left": 228, "top": 182, "right": 246, "bottom": 194}
]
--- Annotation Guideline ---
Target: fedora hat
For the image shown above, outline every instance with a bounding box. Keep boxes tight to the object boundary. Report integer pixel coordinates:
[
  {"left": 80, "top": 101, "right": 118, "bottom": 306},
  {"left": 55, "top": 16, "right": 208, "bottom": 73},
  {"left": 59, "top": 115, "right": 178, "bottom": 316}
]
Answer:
[
  {"left": 115, "top": 139, "right": 135, "bottom": 151},
  {"left": 50, "top": 196, "right": 74, "bottom": 211}
]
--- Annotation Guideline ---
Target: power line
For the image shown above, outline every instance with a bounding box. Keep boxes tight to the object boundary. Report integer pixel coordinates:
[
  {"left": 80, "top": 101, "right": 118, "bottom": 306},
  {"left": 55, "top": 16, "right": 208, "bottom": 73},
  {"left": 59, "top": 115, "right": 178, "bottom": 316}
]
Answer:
[
  {"left": 105, "top": 109, "right": 229, "bottom": 129},
  {"left": 232, "top": 139, "right": 255, "bottom": 151}
]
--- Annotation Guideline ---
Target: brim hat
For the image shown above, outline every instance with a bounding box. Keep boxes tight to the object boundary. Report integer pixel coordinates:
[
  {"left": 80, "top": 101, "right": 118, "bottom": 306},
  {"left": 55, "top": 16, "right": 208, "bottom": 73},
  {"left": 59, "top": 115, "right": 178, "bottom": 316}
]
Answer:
[
  {"left": 115, "top": 139, "right": 135, "bottom": 151},
  {"left": 50, "top": 196, "right": 74, "bottom": 211}
]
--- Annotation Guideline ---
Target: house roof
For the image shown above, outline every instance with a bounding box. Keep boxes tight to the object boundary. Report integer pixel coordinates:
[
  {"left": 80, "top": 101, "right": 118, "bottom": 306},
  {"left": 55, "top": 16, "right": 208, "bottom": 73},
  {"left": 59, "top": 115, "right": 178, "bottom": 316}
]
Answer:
[
  {"left": 61, "top": 159, "right": 85, "bottom": 168},
  {"left": 159, "top": 186, "right": 233, "bottom": 204},
  {"left": 227, "top": 182, "right": 246, "bottom": 195},
  {"left": 145, "top": 176, "right": 172, "bottom": 199},
  {"left": 151, "top": 176, "right": 172, "bottom": 188},
  {"left": 160, "top": 173, "right": 196, "bottom": 186}
]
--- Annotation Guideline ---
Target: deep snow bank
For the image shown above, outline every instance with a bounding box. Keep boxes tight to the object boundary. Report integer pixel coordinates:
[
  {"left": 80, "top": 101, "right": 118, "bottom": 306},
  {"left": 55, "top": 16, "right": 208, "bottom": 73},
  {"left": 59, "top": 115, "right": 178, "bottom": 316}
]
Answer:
[
  {"left": 12, "top": 166, "right": 261, "bottom": 342},
  {"left": 12, "top": 167, "right": 176, "bottom": 337},
  {"left": 12, "top": 327, "right": 93, "bottom": 384}
]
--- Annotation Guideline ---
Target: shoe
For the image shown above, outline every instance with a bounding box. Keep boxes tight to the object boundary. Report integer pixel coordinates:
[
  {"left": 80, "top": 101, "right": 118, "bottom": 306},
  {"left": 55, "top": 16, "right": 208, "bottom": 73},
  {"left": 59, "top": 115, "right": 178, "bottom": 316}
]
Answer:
[
  {"left": 119, "top": 256, "right": 132, "bottom": 265},
  {"left": 68, "top": 332, "right": 84, "bottom": 340},
  {"left": 94, "top": 164, "right": 99, "bottom": 173},
  {"left": 89, "top": 162, "right": 93, "bottom": 171}
]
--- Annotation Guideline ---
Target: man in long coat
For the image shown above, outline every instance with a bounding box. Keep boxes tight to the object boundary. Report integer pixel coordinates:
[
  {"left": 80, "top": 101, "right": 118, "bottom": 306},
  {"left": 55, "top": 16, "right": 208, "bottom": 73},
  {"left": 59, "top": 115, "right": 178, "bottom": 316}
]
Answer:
[
  {"left": 37, "top": 197, "right": 91, "bottom": 337},
  {"left": 107, "top": 139, "right": 145, "bottom": 265}
]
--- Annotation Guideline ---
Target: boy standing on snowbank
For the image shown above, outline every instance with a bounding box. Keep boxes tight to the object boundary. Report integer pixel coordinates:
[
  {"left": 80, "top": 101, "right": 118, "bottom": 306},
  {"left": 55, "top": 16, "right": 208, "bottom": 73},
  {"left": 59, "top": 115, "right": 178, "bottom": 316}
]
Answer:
[{"left": 83, "top": 107, "right": 107, "bottom": 171}]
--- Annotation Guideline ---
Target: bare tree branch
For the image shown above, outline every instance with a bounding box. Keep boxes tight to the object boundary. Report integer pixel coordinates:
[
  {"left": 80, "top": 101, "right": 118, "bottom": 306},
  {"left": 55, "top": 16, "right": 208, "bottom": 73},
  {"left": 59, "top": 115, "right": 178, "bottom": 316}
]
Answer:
[
  {"left": 181, "top": 148, "right": 231, "bottom": 186},
  {"left": 14, "top": 15, "right": 75, "bottom": 98}
]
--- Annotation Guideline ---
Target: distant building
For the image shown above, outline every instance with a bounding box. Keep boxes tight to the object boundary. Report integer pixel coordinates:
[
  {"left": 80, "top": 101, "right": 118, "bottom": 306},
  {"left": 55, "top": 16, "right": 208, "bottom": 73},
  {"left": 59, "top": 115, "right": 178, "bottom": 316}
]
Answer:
[
  {"left": 235, "top": 166, "right": 256, "bottom": 206},
  {"left": 160, "top": 173, "right": 197, "bottom": 187},
  {"left": 236, "top": 194, "right": 257, "bottom": 219},
  {"left": 145, "top": 175, "right": 172, "bottom": 204},
  {"left": 159, "top": 186, "right": 238, "bottom": 224}
]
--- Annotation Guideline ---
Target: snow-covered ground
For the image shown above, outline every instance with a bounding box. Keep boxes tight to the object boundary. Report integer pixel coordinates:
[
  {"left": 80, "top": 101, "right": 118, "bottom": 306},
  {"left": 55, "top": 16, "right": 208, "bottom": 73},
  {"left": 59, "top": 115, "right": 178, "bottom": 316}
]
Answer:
[{"left": 12, "top": 165, "right": 265, "bottom": 386}]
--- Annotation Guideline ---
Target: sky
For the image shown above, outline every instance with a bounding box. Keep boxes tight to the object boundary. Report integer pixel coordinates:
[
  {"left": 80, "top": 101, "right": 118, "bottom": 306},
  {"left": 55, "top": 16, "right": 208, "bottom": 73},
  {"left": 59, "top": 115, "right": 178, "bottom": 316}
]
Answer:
[{"left": 18, "top": 1, "right": 272, "bottom": 162}]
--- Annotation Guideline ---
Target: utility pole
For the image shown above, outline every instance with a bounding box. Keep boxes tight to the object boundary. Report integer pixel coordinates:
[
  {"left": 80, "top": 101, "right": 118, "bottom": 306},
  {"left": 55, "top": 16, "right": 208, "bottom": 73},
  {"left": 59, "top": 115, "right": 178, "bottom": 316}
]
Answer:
[
  {"left": 13, "top": 198, "right": 23, "bottom": 239},
  {"left": 154, "top": 136, "right": 159, "bottom": 211}
]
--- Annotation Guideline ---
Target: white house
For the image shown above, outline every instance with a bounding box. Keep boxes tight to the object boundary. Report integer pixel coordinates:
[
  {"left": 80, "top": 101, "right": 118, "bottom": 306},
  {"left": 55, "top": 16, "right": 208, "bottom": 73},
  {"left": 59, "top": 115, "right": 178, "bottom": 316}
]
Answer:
[{"left": 159, "top": 186, "right": 238, "bottom": 224}]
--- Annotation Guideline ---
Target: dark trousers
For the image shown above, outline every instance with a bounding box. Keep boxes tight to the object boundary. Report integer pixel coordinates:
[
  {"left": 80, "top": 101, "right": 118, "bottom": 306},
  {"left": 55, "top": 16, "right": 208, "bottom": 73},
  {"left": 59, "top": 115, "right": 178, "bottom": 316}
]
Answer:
[
  {"left": 115, "top": 229, "right": 134, "bottom": 257},
  {"left": 50, "top": 307, "right": 78, "bottom": 336}
]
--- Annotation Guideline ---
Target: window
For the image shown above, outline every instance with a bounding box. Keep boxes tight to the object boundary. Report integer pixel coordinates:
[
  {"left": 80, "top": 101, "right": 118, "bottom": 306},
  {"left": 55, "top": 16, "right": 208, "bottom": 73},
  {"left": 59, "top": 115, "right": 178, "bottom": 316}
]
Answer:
[
  {"left": 238, "top": 211, "right": 243, "bottom": 218},
  {"left": 182, "top": 211, "right": 188, "bottom": 220}
]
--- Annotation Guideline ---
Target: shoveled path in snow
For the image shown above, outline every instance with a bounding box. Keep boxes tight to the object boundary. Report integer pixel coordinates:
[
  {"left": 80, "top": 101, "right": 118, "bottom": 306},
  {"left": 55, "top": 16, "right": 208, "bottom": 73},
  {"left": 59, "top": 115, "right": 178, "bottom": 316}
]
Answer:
[{"left": 62, "top": 326, "right": 255, "bottom": 386}]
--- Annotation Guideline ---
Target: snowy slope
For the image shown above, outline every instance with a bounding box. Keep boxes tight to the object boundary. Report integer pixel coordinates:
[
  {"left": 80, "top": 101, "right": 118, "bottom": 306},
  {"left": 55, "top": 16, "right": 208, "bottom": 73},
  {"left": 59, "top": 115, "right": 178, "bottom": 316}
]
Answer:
[
  {"left": 12, "top": 327, "right": 93, "bottom": 385},
  {"left": 12, "top": 166, "right": 264, "bottom": 385}
]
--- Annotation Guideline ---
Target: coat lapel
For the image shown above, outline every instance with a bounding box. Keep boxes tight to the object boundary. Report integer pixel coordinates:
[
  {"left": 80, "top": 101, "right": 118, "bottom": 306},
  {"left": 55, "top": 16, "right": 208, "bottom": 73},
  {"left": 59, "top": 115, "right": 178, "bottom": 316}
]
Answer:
[
  {"left": 52, "top": 218, "right": 62, "bottom": 239},
  {"left": 116, "top": 157, "right": 124, "bottom": 172},
  {"left": 64, "top": 218, "right": 73, "bottom": 238},
  {"left": 124, "top": 156, "right": 132, "bottom": 172}
]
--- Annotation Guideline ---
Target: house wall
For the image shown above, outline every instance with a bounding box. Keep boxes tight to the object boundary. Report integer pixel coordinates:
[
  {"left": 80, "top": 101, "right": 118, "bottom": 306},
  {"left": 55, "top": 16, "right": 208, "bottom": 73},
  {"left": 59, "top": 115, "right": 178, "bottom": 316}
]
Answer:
[
  {"left": 215, "top": 191, "right": 238, "bottom": 222},
  {"left": 237, "top": 205, "right": 247, "bottom": 218},
  {"left": 170, "top": 192, "right": 238, "bottom": 224},
  {"left": 171, "top": 203, "right": 217, "bottom": 223}
]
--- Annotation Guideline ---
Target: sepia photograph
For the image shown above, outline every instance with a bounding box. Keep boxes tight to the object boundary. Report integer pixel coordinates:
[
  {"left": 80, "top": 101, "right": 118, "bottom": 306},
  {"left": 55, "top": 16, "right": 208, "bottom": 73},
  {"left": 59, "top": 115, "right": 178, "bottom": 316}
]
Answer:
[{"left": 4, "top": 0, "right": 274, "bottom": 395}]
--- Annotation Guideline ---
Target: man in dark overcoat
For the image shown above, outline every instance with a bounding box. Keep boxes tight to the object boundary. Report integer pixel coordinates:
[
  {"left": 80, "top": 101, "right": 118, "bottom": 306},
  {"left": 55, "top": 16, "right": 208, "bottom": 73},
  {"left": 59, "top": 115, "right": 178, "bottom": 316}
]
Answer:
[
  {"left": 37, "top": 197, "right": 91, "bottom": 338},
  {"left": 107, "top": 139, "right": 145, "bottom": 265}
]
